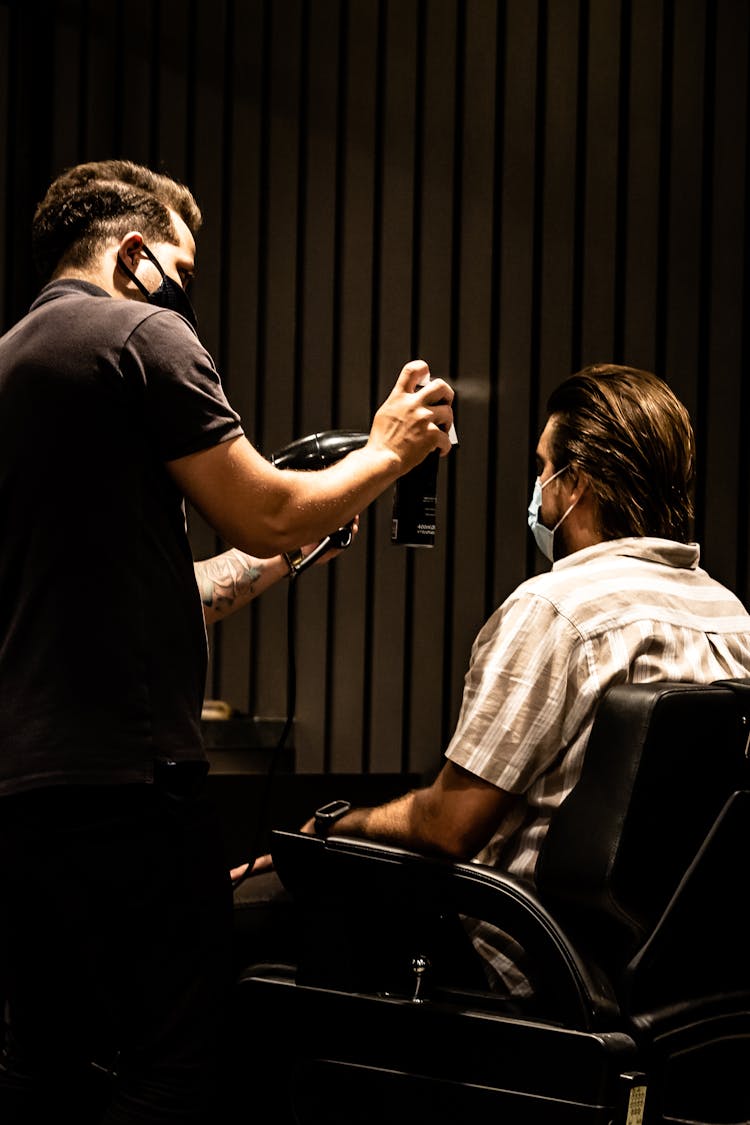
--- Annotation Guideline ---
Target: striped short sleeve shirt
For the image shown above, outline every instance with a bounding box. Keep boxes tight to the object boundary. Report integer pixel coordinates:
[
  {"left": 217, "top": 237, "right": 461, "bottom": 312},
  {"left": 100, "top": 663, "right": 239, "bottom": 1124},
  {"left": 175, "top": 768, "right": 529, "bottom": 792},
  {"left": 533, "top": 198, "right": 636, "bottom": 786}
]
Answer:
[{"left": 445, "top": 537, "right": 750, "bottom": 993}]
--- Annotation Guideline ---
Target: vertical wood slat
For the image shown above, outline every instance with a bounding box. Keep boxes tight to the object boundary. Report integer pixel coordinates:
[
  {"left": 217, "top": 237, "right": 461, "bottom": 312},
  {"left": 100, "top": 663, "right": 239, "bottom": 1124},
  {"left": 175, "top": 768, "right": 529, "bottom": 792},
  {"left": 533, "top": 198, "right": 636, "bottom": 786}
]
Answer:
[
  {"left": 250, "top": 0, "right": 303, "bottom": 728},
  {"left": 366, "top": 0, "right": 419, "bottom": 773},
  {"left": 2, "top": 1, "right": 56, "bottom": 330},
  {"left": 186, "top": 0, "right": 229, "bottom": 700},
  {"left": 538, "top": 0, "right": 580, "bottom": 404},
  {"left": 663, "top": 0, "right": 705, "bottom": 432},
  {"left": 49, "top": 0, "right": 84, "bottom": 170},
  {"left": 407, "top": 0, "right": 457, "bottom": 772},
  {"left": 294, "top": 0, "right": 344, "bottom": 771},
  {"left": 622, "top": 0, "right": 663, "bottom": 372},
  {"left": 702, "top": 0, "right": 749, "bottom": 594},
  {"left": 445, "top": 0, "right": 498, "bottom": 749},
  {"left": 2, "top": 0, "right": 750, "bottom": 778},
  {"left": 327, "top": 0, "right": 380, "bottom": 772},
  {"left": 579, "top": 0, "right": 620, "bottom": 367},
  {"left": 739, "top": 7, "right": 750, "bottom": 606},
  {"left": 0, "top": 2, "right": 12, "bottom": 326},
  {"left": 213, "top": 0, "right": 265, "bottom": 717},
  {"left": 493, "top": 0, "right": 539, "bottom": 611}
]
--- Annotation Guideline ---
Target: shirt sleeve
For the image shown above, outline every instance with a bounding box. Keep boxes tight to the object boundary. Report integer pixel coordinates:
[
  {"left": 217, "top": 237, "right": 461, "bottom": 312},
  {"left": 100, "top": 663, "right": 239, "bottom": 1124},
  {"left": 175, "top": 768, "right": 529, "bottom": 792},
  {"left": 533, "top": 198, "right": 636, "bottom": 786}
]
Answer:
[
  {"left": 121, "top": 309, "right": 244, "bottom": 461},
  {"left": 445, "top": 589, "right": 588, "bottom": 794}
]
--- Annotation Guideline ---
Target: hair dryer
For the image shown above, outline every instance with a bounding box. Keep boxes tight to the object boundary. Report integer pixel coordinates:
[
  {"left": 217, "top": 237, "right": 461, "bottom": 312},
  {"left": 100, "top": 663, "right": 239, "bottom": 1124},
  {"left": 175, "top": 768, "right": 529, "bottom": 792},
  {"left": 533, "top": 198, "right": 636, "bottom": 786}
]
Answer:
[
  {"left": 269, "top": 430, "right": 368, "bottom": 574},
  {"left": 270, "top": 429, "right": 368, "bottom": 471}
]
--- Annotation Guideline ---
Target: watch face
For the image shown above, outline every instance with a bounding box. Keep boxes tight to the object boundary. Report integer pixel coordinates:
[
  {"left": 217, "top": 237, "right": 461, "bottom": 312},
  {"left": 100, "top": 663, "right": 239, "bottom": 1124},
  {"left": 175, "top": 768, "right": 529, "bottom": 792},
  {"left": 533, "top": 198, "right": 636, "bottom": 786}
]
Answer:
[
  {"left": 316, "top": 799, "right": 351, "bottom": 819},
  {"left": 314, "top": 799, "right": 351, "bottom": 836}
]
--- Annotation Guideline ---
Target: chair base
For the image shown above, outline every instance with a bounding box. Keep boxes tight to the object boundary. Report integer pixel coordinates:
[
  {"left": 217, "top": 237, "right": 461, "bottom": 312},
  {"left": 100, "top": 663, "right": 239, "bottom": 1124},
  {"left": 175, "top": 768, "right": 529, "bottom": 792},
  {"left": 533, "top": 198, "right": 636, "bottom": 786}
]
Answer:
[{"left": 234, "top": 968, "right": 643, "bottom": 1125}]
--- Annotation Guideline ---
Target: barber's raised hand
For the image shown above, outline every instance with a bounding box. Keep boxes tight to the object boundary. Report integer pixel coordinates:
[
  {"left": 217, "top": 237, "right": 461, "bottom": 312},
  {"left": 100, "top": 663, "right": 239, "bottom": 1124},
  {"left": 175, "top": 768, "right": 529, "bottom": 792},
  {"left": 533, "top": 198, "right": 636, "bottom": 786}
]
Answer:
[{"left": 369, "top": 360, "right": 454, "bottom": 474}]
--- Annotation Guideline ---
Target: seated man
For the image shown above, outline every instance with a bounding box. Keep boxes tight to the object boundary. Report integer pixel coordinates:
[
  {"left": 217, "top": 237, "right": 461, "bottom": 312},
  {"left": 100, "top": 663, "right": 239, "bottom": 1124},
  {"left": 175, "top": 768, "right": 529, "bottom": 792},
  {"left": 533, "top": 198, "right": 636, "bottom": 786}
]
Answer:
[{"left": 296, "top": 364, "right": 750, "bottom": 995}]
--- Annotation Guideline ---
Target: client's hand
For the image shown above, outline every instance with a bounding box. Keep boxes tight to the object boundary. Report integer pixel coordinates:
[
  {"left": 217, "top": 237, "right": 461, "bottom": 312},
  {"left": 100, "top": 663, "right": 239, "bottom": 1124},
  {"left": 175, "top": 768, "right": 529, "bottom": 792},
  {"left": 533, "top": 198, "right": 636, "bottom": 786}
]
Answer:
[{"left": 230, "top": 852, "right": 274, "bottom": 883}]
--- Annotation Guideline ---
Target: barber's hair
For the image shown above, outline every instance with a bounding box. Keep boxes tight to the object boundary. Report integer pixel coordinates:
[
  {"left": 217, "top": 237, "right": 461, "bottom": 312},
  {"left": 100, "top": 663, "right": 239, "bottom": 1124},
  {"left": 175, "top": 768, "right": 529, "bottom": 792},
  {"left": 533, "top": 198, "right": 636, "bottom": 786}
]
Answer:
[
  {"left": 546, "top": 364, "right": 695, "bottom": 542},
  {"left": 32, "top": 159, "right": 202, "bottom": 282}
]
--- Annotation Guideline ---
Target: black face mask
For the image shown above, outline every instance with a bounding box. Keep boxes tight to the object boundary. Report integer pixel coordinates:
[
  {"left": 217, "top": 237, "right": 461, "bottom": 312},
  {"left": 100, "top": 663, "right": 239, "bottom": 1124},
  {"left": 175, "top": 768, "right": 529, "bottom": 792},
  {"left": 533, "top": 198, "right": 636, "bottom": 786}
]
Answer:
[{"left": 116, "top": 243, "right": 198, "bottom": 331}]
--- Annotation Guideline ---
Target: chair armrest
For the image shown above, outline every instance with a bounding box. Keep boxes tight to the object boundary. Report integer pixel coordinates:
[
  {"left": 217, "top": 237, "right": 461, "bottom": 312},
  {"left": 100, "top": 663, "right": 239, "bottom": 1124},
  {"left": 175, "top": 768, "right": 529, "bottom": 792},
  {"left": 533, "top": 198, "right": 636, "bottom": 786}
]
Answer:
[{"left": 271, "top": 829, "right": 619, "bottom": 1029}]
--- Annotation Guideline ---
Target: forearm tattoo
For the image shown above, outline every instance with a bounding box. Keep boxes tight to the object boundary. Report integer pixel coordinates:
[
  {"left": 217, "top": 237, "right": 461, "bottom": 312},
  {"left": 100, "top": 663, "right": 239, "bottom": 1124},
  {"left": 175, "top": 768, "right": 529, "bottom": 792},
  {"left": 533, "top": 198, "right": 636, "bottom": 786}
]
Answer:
[{"left": 196, "top": 549, "right": 265, "bottom": 618}]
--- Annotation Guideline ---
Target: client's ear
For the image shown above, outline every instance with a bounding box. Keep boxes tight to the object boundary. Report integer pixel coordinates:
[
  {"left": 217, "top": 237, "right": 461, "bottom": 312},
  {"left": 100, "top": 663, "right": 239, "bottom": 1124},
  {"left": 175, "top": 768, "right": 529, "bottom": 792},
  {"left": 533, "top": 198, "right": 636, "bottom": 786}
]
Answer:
[{"left": 567, "top": 465, "right": 591, "bottom": 502}]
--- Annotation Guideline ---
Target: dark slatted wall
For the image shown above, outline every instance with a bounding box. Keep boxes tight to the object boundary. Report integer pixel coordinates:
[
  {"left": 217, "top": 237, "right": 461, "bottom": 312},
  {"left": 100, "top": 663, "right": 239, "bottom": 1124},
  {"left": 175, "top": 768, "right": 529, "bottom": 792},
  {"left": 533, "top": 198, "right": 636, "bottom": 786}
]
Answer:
[{"left": 2, "top": 0, "right": 749, "bottom": 775}]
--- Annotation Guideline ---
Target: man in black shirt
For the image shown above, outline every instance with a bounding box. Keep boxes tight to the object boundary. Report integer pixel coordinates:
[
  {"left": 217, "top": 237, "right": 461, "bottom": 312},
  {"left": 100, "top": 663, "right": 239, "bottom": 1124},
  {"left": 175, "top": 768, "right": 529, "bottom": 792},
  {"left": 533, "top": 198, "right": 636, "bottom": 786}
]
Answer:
[{"left": 0, "top": 160, "right": 454, "bottom": 1124}]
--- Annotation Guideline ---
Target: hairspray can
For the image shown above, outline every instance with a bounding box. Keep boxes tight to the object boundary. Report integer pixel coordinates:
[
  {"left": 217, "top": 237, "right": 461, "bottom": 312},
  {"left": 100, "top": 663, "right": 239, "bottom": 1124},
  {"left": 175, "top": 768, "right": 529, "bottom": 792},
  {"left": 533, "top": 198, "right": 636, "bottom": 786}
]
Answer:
[{"left": 391, "top": 449, "right": 439, "bottom": 548}]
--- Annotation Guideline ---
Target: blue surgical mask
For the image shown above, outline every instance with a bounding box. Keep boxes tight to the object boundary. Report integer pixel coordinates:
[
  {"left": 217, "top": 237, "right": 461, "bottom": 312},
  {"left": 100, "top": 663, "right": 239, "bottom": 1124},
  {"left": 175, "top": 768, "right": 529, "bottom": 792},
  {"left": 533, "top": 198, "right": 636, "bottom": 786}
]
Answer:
[
  {"left": 117, "top": 244, "right": 198, "bottom": 331},
  {"left": 527, "top": 464, "right": 579, "bottom": 562}
]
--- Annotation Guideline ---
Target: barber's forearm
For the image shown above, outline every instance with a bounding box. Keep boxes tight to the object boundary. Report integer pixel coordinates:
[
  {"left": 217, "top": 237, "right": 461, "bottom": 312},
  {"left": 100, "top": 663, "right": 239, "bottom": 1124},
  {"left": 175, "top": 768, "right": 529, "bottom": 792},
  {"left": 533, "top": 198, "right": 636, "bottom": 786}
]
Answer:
[
  {"left": 195, "top": 548, "right": 288, "bottom": 624},
  {"left": 170, "top": 363, "right": 454, "bottom": 557},
  {"left": 260, "top": 444, "right": 402, "bottom": 552}
]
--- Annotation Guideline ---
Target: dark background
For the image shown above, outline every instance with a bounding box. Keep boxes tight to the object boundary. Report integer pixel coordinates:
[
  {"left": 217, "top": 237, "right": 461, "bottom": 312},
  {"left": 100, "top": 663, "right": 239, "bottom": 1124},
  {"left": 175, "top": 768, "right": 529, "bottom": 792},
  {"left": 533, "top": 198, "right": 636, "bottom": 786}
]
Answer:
[{"left": 2, "top": 0, "right": 748, "bottom": 779}]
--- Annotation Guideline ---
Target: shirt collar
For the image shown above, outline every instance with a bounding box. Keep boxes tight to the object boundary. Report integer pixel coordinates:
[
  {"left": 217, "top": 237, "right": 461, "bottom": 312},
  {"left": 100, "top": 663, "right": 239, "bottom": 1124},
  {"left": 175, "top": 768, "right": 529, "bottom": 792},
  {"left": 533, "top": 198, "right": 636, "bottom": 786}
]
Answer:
[
  {"left": 30, "top": 278, "right": 111, "bottom": 311},
  {"left": 552, "top": 537, "right": 701, "bottom": 573}
]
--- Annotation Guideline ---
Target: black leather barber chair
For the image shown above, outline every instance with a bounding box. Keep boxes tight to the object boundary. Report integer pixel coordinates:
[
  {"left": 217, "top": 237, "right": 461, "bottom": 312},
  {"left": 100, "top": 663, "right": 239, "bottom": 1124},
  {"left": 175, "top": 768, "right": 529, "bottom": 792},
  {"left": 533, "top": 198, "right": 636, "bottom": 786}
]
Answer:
[{"left": 233, "top": 681, "right": 750, "bottom": 1124}]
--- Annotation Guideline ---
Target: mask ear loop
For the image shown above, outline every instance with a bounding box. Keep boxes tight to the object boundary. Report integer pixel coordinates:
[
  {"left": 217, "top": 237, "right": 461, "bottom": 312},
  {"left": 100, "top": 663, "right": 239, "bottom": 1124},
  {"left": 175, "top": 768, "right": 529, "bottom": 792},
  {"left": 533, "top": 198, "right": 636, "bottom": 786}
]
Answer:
[
  {"left": 552, "top": 496, "right": 579, "bottom": 533},
  {"left": 549, "top": 465, "right": 584, "bottom": 537},
  {"left": 115, "top": 243, "right": 165, "bottom": 299},
  {"left": 540, "top": 463, "right": 570, "bottom": 492}
]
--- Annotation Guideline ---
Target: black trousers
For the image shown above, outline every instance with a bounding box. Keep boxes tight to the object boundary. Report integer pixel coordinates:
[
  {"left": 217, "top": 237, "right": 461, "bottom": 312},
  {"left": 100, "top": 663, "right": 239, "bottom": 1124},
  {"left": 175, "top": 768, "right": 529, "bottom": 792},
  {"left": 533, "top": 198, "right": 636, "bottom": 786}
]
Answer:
[{"left": 0, "top": 779, "right": 235, "bottom": 1124}]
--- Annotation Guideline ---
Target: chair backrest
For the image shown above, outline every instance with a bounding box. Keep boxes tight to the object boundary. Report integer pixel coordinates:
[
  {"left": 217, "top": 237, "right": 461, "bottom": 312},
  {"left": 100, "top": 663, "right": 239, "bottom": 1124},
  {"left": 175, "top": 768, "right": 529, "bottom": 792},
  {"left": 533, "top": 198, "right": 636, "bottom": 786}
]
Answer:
[
  {"left": 536, "top": 680, "right": 750, "bottom": 970},
  {"left": 624, "top": 785, "right": 750, "bottom": 1018}
]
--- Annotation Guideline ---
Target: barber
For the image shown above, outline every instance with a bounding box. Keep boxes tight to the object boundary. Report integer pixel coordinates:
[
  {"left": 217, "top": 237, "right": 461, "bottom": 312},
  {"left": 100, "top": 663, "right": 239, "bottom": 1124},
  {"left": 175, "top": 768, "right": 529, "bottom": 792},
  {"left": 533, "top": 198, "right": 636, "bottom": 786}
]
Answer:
[{"left": 0, "top": 158, "right": 453, "bottom": 1124}]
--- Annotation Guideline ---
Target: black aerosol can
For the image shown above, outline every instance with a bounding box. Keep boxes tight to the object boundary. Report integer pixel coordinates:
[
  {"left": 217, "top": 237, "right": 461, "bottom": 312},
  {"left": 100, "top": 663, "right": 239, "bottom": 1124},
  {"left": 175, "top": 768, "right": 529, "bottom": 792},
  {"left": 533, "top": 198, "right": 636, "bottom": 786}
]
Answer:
[
  {"left": 391, "top": 450, "right": 440, "bottom": 548},
  {"left": 391, "top": 371, "right": 457, "bottom": 549}
]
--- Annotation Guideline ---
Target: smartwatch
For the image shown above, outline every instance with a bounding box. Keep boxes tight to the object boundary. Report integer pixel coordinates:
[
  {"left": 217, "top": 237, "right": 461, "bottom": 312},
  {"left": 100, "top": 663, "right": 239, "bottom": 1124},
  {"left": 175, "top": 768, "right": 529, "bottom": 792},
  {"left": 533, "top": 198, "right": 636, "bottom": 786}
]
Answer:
[{"left": 314, "top": 799, "right": 352, "bottom": 838}]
